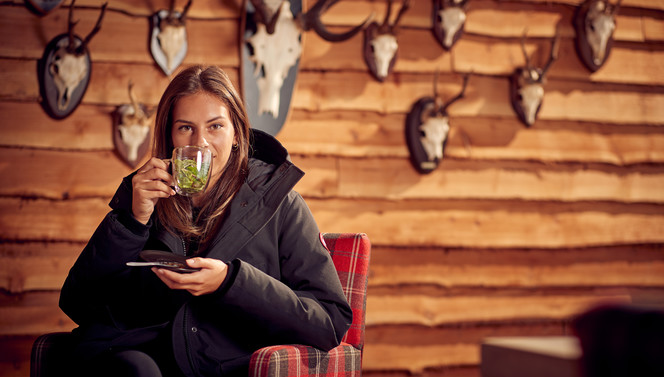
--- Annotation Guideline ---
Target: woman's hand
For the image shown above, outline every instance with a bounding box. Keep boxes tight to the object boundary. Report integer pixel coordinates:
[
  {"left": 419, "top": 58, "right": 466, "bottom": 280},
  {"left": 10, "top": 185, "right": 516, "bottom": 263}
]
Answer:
[
  {"left": 152, "top": 258, "right": 229, "bottom": 296},
  {"left": 131, "top": 158, "right": 175, "bottom": 224}
]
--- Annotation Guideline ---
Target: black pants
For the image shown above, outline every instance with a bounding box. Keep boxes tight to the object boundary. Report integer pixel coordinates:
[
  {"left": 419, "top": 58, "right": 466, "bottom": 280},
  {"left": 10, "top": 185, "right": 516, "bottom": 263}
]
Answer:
[{"left": 77, "top": 332, "right": 186, "bottom": 377}]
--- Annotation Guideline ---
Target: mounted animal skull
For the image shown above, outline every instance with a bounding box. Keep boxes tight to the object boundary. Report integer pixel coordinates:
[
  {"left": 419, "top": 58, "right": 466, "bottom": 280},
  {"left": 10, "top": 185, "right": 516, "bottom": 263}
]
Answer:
[
  {"left": 574, "top": 0, "right": 621, "bottom": 72},
  {"left": 406, "top": 74, "right": 469, "bottom": 174},
  {"left": 114, "top": 82, "right": 152, "bottom": 168},
  {"left": 39, "top": 1, "right": 107, "bottom": 119},
  {"left": 246, "top": 0, "right": 372, "bottom": 117},
  {"left": 432, "top": 0, "right": 468, "bottom": 50},
  {"left": 363, "top": 0, "right": 410, "bottom": 82},
  {"left": 150, "top": 0, "right": 192, "bottom": 75},
  {"left": 509, "top": 33, "right": 559, "bottom": 127}
]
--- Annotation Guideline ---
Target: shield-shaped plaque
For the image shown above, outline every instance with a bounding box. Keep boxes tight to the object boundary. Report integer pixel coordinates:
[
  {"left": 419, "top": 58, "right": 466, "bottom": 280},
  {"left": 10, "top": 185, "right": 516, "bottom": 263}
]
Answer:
[
  {"left": 113, "top": 104, "right": 152, "bottom": 169},
  {"left": 38, "top": 34, "right": 92, "bottom": 119},
  {"left": 406, "top": 97, "right": 446, "bottom": 174},
  {"left": 150, "top": 9, "right": 188, "bottom": 76},
  {"left": 25, "top": 0, "right": 65, "bottom": 15},
  {"left": 240, "top": 0, "right": 302, "bottom": 136}
]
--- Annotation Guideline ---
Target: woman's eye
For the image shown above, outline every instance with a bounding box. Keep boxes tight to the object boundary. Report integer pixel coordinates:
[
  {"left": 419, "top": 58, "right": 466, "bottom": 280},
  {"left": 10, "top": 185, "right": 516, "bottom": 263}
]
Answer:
[
  {"left": 210, "top": 123, "right": 223, "bottom": 130},
  {"left": 178, "top": 125, "right": 192, "bottom": 132}
]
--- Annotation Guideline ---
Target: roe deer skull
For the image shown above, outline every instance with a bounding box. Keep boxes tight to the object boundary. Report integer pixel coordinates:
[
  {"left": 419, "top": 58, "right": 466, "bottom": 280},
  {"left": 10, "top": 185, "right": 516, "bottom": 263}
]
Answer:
[
  {"left": 432, "top": 0, "right": 468, "bottom": 50},
  {"left": 247, "top": 0, "right": 372, "bottom": 117},
  {"left": 574, "top": 0, "right": 621, "bottom": 72},
  {"left": 363, "top": 0, "right": 410, "bottom": 82},
  {"left": 509, "top": 33, "right": 559, "bottom": 127},
  {"left": 47, "top": 1, "right": 106, "bottom": 112}
]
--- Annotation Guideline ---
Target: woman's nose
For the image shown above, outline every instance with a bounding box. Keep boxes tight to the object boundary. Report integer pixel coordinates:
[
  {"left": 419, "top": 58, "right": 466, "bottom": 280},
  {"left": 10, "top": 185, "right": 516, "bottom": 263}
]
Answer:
[{"left": 193, "top": 132, "right": 209, "bottom": 147}]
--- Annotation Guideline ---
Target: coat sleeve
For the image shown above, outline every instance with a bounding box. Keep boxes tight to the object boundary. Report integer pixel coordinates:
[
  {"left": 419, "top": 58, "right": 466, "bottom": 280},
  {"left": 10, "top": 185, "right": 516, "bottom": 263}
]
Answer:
[
  {"left": 205, "top": 192, "right": 353, "bottom": 351},
  {"left": 59, "top": 178, "right": 155, "bottom": 327}
]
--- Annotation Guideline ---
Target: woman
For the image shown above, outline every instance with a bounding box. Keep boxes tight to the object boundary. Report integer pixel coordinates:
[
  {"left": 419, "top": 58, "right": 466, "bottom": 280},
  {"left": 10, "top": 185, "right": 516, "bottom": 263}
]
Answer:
[{"left": 59, "top": 65, "right": 352, "bottom": 377}]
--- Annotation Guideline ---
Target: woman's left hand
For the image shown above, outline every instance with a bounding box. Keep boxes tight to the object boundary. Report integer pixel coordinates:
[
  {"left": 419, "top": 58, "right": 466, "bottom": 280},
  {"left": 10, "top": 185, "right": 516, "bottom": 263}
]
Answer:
[{"left": 152, "top": 258, "right": 228, "bottom": 296}]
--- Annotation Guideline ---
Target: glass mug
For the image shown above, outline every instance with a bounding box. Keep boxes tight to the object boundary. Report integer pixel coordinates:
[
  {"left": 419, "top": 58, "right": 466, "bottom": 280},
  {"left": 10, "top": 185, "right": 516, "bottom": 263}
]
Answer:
[{"left": 171, "top": 146, "right": 212, "bottom": 196}]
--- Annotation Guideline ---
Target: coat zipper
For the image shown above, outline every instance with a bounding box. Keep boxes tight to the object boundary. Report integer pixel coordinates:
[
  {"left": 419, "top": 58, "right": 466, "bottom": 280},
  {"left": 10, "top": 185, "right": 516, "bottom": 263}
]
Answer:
[{"left": 180, "top": 237, "right": 197, "bottom": 375}]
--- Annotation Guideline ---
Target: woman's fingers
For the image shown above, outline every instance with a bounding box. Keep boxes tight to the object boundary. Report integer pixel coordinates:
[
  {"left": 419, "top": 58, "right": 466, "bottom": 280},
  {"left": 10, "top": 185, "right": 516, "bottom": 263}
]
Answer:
[
  {"left": 131, "top": 158, "right": 175, "bottom": 224},
  {"left": 152, "top": 258, "right": 228, "bottom": 296}
]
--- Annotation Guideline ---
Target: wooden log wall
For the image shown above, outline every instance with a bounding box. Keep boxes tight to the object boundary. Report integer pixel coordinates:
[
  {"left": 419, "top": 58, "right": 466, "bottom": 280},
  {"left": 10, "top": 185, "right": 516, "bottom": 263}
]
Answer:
[{"left": 1, "top": 0, "right": 663, "bottom": 376}]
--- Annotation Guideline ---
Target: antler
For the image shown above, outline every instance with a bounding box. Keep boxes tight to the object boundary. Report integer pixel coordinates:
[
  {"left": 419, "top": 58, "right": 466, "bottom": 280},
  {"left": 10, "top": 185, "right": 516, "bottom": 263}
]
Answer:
[
  {"left": 299, "top": 0, "right": 373, "bottom": 42},
  {"left": 250, "top": 0, "right": 283, "bottom": 34},
  {"left": 162, "top": 0, "right": 193, "bottom": 26},
  {"left": 65, "top": 1, "right": 107, "bottom": 55},
  {"left": 540, "top": 33, "right": 560, "bottom": 79},
  {"left": 66, "top": 0, "right": 80, "bottom": 53},
  {"left": 77, "top": 2, "right": 107, "bottom": 55},
  {"left": 520, "top": 30, "right": 533, "bottom": 72},
  {"left": 441, "top": 74, "right": 469, "bottom": 114},
  {"left": 379, "top": 0, "right": 410, "bottom": 34},
  {"left": 611, "top": 0, "right": 623, "bottom": 15},
  {"left": 128, "top": 81, "right": 140, "bottom": 116}
]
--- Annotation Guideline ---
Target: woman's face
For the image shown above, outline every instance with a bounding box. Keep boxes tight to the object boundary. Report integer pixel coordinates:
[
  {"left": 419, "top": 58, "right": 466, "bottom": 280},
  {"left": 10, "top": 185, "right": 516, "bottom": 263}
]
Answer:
[{"left": 171, "top": 91, "right": 236, "bottom": 183}]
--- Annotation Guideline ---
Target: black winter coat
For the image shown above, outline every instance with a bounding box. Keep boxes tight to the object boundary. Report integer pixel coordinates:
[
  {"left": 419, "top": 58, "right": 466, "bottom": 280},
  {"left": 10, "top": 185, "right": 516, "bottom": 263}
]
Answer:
[{"left": 59, "top": 130, "right": 352, "bottom": 376}]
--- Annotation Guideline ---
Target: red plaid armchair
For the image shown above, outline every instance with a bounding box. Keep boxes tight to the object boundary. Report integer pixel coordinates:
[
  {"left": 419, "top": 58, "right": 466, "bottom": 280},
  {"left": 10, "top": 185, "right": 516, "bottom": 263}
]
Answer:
[
  {"left": 249, "top": 233, "right": 371, "bottom": 376},
  {"left": 31, "top": 233, "right": 371, "bottom": 377}
]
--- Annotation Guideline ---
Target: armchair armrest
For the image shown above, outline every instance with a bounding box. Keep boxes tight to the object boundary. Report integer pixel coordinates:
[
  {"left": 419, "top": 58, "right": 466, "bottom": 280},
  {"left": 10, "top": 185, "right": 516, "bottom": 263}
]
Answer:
[{"left": 249, "top": 343, "right": 362, "bottom": 377}]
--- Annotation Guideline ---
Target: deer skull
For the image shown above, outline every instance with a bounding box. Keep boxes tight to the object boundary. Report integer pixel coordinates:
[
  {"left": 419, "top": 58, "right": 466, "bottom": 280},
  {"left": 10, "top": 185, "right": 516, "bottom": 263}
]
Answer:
[
  {"left": 363, "top": 0, "right": 410, "bottom": 82},
  {"left": 574, "top": 0, "right": 621, "bottom": 72},
  {"left": 49, "top": 41, "right": 88, "bottom": 111},
  {"left": 151, "top": 0, "right": 192, "bottom": 76},
  {"left": 114, "top": 82, "right": 152, "bottom": 168},
  {"left": 406, "top": 74, "right": 469, "bottom": 174},
  {"left": 247, "top": 1, "right": 302, "bottom": 118},
  {"left": 510, "top": 33, "right": 559, "bottom": 127},
  {"left": 247, "top": 0, "right": 372, "bottom": 119},
  {"left": 39, "top": 1, "right": 107, "bottom": 119},
  {"left": 433, "top": 0, "right": 468, "bottom": 50},
  {"left": 420, "top": 115, "right": 450, "bottom": 162}
]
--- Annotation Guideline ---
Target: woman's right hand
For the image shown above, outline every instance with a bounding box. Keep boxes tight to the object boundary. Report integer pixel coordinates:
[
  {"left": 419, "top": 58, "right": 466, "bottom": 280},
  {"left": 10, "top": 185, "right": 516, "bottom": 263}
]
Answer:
[{"left": 131, "top": 158, "right": 175, "bottom": 224}]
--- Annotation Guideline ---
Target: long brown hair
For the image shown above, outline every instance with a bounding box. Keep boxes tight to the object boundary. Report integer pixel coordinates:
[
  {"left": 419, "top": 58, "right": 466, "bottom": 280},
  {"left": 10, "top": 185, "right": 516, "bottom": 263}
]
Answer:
[{"left": 153, "top": 65, "right": 250, "bottom": 252}]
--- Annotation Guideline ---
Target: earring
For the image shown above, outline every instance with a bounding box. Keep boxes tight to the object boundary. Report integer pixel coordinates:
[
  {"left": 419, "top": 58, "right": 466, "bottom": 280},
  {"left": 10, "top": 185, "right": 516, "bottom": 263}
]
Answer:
[{"left": 232, "top": 143, "right": 239, "bottom": 151}]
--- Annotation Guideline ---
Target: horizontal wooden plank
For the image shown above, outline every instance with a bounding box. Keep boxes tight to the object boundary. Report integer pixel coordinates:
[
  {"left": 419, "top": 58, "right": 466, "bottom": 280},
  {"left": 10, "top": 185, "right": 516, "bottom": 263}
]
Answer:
[
  {"left": 2, "top": 197, "right": 664, "bottom": 248},
  {"left": 308, "top": 199, "right": 664, "bottom": 248},
  {"left": 0, "top": 242, "right": 83, "bottom": 293},
  {"left": 0, "top": 292, "right": 75, "bottom": 336},
  {"left": 280, "top": 112, "right": 664, "bottom": 164},
  {"left": 301, "top": 31, "right": 664, "bottom": 85},
  {"left": 4, "top": 0, "right": 238, "bottom": 18},
  {"left": 365, "top": 343, "right": 477, "bottom": 373},
  {"left": 0, "top": 102, "right": 118, "bottom": 150},
  {"left": 3, "top": 100, "right": 663, "bottom": 166},
  {"left": 0, "top": 59, "right": 240, "bottom": 106},
  {"left": 370, "top": 261, "right": 664, "bottom": 289},
  {"left": 291, "top": 72, "right": 664, "bottom": 125},
  {"left": 369, "top": 245, "right": 664, "bottom": 289},
  {"left": 330, "top": 158, "right": 664, "bottom": 203},
  {"left": 0, "top": 289, "right": 630, "bottom": 335},
  {"left": 0, "top": 5, "right": 239, "bottom": 65},
  {"left": 0, "top": 336, "right": 35, "bottom": 377},
  {"left": 3, "top": 241, "right": 661, "bottom": 293},
  {"left": 0, "top": 149, "right": 136, "bottom": 199},
  {"left": 315, "top": 0, "right": 664, "bottom": 39},
  {"left": 2, "top": 57, "right": 662, "bottom": 125},
  {"left": 365, "top": 294, "right": 631, "bottom": 327},
  {"left": 7, "top": 148, "right": 663, "bottom": 202},
  {"left": 0, "top": 198, "right": 108, "bottom": 242}
]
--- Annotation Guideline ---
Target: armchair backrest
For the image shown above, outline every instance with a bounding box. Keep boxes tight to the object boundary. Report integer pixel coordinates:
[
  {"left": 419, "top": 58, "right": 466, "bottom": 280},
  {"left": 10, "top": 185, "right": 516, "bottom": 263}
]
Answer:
[{"left": 320, "top": 233, "right": 371, "bottom": 351}]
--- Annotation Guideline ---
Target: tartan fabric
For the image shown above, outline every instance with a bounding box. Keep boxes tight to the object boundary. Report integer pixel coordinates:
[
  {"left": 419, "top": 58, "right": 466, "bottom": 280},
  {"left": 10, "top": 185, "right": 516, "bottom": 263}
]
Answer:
[
  {"left": 249, "top": 343, "right": 362, "bottom": 377},
  {"left": 249, "top": 233, "right": 371, "bottom": 377},
  {"left": 319, "top": 233, "right": 371, "bottom": 350}
]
